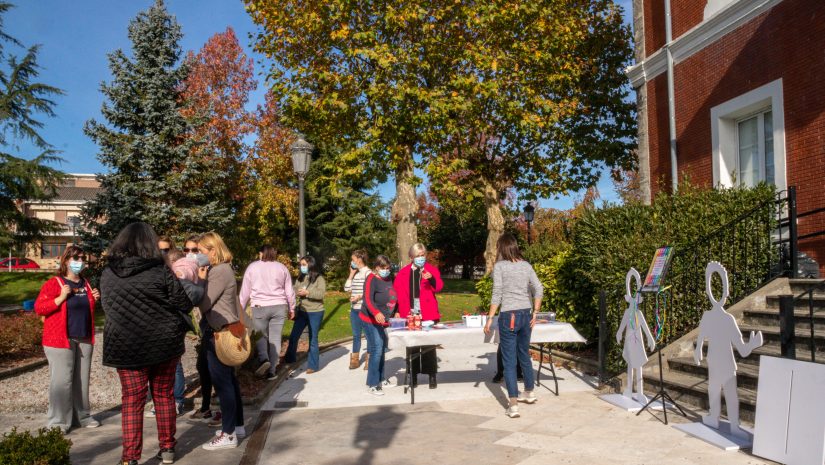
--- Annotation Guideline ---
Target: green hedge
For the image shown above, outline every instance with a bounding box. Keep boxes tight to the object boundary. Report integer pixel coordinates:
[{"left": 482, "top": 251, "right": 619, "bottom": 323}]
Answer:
[{"left": 480, "top": 183, "right": 777, "bottom": 373}]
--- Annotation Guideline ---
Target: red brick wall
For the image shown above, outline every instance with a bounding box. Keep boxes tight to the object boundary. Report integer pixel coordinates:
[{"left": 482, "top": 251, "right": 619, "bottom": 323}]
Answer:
[
  {"left": 644, "top": 0, "right": 666, "bottom": 58},
  {"left": 643, "top": 1, "right": 710, "bottom": 57},
  {"left": 645, "top": 0, "right": 825, "bottom": 271},
  {"left": 671, "top": 1, "right": 705, "bottom": 38}
]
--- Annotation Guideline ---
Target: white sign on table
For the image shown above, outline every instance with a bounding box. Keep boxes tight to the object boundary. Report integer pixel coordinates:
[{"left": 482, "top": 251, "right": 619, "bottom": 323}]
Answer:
[{"left": 752, "top": 355, "right": 825, "bottom": 465}]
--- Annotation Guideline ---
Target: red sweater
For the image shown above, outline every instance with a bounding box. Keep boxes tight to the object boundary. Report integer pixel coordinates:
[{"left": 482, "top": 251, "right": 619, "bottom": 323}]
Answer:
[
  {"left": 35, "top": 276, "right": 96, "bottom": 349},
  {"left": 393, "top": 263, "right": 443, "bottom": 321}
]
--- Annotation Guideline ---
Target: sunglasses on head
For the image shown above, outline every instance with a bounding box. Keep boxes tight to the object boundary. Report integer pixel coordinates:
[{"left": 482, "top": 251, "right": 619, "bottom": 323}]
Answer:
[{"left": 182, "top": 247, "right": 198, "bottom": 253}]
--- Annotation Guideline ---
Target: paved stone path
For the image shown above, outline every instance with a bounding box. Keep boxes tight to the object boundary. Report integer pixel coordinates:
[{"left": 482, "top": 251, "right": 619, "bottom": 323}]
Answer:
[{"left": 0, "top": 342, "right": 772, "bottom": 464}]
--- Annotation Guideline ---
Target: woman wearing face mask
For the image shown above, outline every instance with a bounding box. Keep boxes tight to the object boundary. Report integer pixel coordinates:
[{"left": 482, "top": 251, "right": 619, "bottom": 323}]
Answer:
[
  {"left": 394, "top": 243, "right": 443, "bottom": 389},
  {"left": 34, "top": 245, "right": 101, "bottom": 433},
  {"left": 344, "top": 249, "right": 371, "bottom": 369},
  {"left": 360, "top": 255, "right": 397, "bottom": 395},
  {"left": 284, "top": 256, "right": 327, "bottom": 373}
]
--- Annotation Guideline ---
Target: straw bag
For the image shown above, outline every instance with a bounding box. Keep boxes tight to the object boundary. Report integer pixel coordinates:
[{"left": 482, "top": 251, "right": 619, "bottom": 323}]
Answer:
[{"left": 214, "top": 319, "right": 251, "bottom": 367}]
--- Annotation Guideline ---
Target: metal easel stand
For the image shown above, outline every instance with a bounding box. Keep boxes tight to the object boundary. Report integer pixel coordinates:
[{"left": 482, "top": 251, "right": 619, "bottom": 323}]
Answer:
[
  {"left": 636, "top": 289, "right": 686, "bottom": 424},
  {"left": 532, "top": 343, "right": 559, "bottom": 396}
]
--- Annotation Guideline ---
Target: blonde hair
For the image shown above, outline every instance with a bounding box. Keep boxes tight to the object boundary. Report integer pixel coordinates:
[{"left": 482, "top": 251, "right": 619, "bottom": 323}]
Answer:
[
  {"left": 199, "top": 232, "right": 233, "bottom": 265},
  {"left": 408, "top": 242, "right": 427, "bottom": 258}
]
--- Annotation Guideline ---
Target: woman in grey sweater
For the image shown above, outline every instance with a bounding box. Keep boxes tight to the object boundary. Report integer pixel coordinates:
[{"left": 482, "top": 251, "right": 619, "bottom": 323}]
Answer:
[
  {"left": 197, "top": 232, "right": 245, "bottom": 450},
  {"left": 483, "top": 233, "right": 543, "bottom": 418}
]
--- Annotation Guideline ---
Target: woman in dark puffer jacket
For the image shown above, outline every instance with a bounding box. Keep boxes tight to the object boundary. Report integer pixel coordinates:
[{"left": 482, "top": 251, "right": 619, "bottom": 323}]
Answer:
[{"left": 101, "top": 222, "right": 198, "bottom": 465}]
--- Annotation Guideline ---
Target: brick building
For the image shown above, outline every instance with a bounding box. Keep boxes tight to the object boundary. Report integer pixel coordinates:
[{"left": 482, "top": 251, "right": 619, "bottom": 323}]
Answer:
[
  {"left": 628, "top": 0, "right": 825, "bottom": 270},
  {"left": 19, "top": 174, "right": 102, "bottom": 269}
]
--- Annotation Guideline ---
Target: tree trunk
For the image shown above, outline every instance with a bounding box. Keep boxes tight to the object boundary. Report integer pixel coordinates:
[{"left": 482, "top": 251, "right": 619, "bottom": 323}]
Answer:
[
  {"left": 392, "top": 158, "right": 418, "bottom": 266},
  {"left": 633, "top": 0, "right": 652, "bottom": 204},
  {"left": 483, "top": 180, "right": 504, "bottom": 276}
]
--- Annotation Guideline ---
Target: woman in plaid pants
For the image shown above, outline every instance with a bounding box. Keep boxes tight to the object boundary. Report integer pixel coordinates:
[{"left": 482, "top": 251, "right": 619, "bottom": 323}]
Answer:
[{"left": 101, "top": 223, "right": 200, "bottom": 465}]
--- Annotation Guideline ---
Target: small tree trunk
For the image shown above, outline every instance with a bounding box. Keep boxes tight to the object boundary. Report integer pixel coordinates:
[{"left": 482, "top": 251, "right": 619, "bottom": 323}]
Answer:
[
  {"left": 392, "top": 158, "right": 418, "bottom": 266},
  {"left": 483, "top": 180, "right": 504, "bottom": 275}
]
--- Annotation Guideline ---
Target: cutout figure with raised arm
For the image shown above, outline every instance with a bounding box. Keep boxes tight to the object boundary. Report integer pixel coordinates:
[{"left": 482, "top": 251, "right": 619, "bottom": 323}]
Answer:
[
  {"left": 616, "top": 268, "right": 656, "bottom": 404},
  {"left": 694, "top": 262, "right": 763, "bottom": 438}
]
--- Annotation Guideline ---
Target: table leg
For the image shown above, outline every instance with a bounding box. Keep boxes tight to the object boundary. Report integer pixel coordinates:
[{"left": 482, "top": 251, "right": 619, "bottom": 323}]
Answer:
[{"left": 532, "top": 343, "right": 559, "bottom": 396}]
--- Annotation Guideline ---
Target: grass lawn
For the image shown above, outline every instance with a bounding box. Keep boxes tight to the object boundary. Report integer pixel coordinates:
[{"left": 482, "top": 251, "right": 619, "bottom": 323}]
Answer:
[
  {"left": 0, "top": 272, "right": 52, "bottom": 305},
  {"left": 442, "top": 278, "right": 479, "bottom": 294},
  {"left": 287, "top": 290, "right": 482, "bottom": 345}
]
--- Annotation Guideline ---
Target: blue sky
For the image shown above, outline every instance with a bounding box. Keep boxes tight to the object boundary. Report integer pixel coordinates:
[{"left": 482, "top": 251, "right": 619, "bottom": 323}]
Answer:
[{"left": 7, "top": 0, "right": 634, "bottom": 210}]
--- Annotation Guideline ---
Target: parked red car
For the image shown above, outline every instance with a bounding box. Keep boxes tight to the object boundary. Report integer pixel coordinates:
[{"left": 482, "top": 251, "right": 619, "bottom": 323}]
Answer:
[{"left": 0, "top": 257, "right": 41, "bottom": 270}]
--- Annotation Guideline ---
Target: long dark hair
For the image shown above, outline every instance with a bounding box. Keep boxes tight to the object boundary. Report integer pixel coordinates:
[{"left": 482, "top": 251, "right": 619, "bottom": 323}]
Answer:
[
  {"left": 298, "top": 255, "right": 321, "bottom": 285},
  {"left": 108, "top": 222, "right": 163, "bottom": 261},
  {"left": 496, "top": 233, "right": 523, "bottom": 262}
]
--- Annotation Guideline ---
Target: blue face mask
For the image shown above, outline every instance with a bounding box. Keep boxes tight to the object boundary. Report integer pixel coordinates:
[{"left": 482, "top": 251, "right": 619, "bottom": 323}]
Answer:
[
  {"left": 195, "top": 253, "right": 211, "bottom": 268},
  {"left": 300, "top": 265, "right": 309, "bottom": 274},
  {"left": 350, "top": 261, "right": 358, "bottom": 269},
  {"left": 413, "top": 256, "right": 426, "bottom": 268},
  {"left": 378, "top": 269, "right": 390, "bottom": 279},
  {"left": 69, "top": 260, "right": 85, "bottom": 274}
]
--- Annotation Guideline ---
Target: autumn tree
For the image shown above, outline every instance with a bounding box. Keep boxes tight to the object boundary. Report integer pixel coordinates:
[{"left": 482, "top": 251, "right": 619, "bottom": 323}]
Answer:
[
  {"left": 0, "top": 1, "right": 65, "bottom": 249},
  {"left": 427, "top": 0, "right": 636, "bottom": 273},
  {"left": 246, "top": 0, "right": 635, "bottom": 268},
  {"left": 245, "top": 0, "right": 472, "bottom": 264},
  {"left": 180, "top": 27, "right": 256, "bottom": 211}
]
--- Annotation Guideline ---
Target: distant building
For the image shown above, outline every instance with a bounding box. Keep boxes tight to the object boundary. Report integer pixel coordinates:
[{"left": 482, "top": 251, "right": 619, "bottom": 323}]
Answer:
[
  {"left": 629, "top": 0, "right": 825, "bottom": 270},
  {"left": 19, "top": 174, "right": 101, "bottom": 269}
]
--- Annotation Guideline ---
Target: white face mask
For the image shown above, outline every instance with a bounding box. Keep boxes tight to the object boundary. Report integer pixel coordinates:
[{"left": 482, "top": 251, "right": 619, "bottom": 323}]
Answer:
[{"left": 186, "top": 253, "right": 197, "bottom": 260}]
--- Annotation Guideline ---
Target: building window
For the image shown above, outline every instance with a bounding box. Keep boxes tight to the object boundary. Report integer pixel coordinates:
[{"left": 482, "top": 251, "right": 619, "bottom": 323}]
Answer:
[
  {"left": 736, "top": 110, "right": 774, "bottom": 187},
  {"left": 711, "top": 79, "right": 786, "bottom": 192},
  {"left": 41, "top": 243, "right": 66, "bottom": 259}
]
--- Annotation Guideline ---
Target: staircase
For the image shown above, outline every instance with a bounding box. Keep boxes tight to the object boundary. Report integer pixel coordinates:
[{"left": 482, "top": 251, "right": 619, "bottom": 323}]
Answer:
[{"left": 646, "top": 279, "right": 825, "bottom": 423}]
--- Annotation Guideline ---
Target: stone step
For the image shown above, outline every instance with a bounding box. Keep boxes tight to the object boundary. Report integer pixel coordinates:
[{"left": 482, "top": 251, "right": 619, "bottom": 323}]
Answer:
[
  {"left": 746, "top": 345, "right": 822, "bottom": 365},
  {"left": 765, "top": 294, "right": 825, "bottom": 311},
  {"left": 647, "top": 370, "right": 757, "bottom": 423},
  {"left": 668, "top": 357, "right": 760, "bottom": 390},
  {"left": 740, "top": 323, "right": 825, "bottom": 347},
  {"left": 743, "top": 308, "right": 825, "bottom": 331}
]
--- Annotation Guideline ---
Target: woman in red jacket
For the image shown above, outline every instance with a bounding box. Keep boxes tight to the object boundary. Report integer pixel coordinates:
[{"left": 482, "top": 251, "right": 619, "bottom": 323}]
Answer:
[
  {"left": 34, "top": 245, "right": 100, "bottom": 433},
  {"left": 393, "top": 243, "right": 443, "bottom": 389}
]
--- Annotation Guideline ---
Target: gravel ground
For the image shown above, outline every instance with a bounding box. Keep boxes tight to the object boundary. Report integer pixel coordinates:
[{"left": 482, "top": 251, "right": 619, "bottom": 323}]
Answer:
[{"left": 0, "top": 331, "right": 200, "bottom": 414}]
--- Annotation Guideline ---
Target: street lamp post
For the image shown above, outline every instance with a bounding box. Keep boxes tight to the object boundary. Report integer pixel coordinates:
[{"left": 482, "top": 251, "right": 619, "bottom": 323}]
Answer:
[
  {"left": 523, "top": 202, "right": 535, "bottom": 245},
  {"left": 68, "top": 216, "right": 81, "bottom": 246},
  {"left": 290, "top": 134, "right": 314, "bottom": 257}
]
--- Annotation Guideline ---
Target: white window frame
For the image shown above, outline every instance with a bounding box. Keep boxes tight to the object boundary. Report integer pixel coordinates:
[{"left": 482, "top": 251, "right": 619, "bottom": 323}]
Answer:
[
  {"left": 711, "top": 79, "right": 786, "bottom": 191},
  {"left": 734, "top": 109, "right": 773, "bottom": 186}
]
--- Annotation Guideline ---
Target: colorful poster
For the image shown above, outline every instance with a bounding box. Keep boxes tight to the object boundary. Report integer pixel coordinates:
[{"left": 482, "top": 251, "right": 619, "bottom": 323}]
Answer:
[{"left": 642, "top": 246, "right": 674, "bottom": 293}]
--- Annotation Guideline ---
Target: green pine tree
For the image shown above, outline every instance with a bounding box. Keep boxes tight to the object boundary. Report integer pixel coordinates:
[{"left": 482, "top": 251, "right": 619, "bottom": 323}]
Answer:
[
  {"left": 82, "top": 0, "right": 232, "bottom": 251},
  {"left": 0, "top": 2, "right": 65, "bottom": 250}
]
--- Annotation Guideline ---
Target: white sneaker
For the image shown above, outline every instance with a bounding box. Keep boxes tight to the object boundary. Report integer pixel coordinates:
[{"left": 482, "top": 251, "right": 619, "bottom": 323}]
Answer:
[
  {"left": 202, "top": 432, "right": 238, "bottom": 450},
  {"left": 215, "top": 426, "right": 246, "bottom": 439},
  {"left": 505, "top": 405, "right": 520, "bottom": 418},
  {"left": 368, "top": 386, "right": 385, "bottom": 396},
  {"left": 381, "top": 379, "right": 396, "bottom": 388},
  {"left": 517, "top": 391, "right": 537, "bottom": 404},
  {"left": 80, "top": 417, "right": 100, "bottom": 428}
]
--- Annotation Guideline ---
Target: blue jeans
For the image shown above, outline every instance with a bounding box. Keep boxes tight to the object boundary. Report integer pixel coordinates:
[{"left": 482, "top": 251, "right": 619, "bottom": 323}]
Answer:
[
  {"left": 499, "top": 310, "right": 535, "bottom": 398},
  {"left": 204, "top": 328, "right": 244, "bottom": 434},
  {"left": 363, "top": 323, "right": 388, "bottom": 388},
  {"left": 174, "top": 361, "right": 184, "bottom": 406},
  {"left": 285, "top": 310, "right": 325, "bottom": 370},
  {"left": 350, "top": 309, "right": 364, "bottom": 353}
]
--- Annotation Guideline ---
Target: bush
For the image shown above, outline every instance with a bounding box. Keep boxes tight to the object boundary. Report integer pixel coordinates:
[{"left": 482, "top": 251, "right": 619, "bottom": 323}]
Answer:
[
  {"left": 564, "top": 182, "right": 777, "bottom": 372},
  {"left": 0, "top": 427, "right": 72, "bottom": 465},
  {"left": 0, "top": 312, "right": 42, "bottom": 357}
]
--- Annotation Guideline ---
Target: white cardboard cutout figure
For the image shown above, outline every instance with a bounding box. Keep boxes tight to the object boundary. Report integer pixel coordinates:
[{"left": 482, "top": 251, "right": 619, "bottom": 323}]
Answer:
[
  {"left": 616, "top": 267, "right": 656, "bottom": 404},
  {"left": 694, "top": 261, "right": 763, "bottom": 439}
]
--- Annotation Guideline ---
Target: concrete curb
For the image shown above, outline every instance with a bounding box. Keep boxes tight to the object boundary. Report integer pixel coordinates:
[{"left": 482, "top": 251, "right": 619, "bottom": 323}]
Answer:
[{"left": 0, "top": 357, "right": 47, "bottom": 381}]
